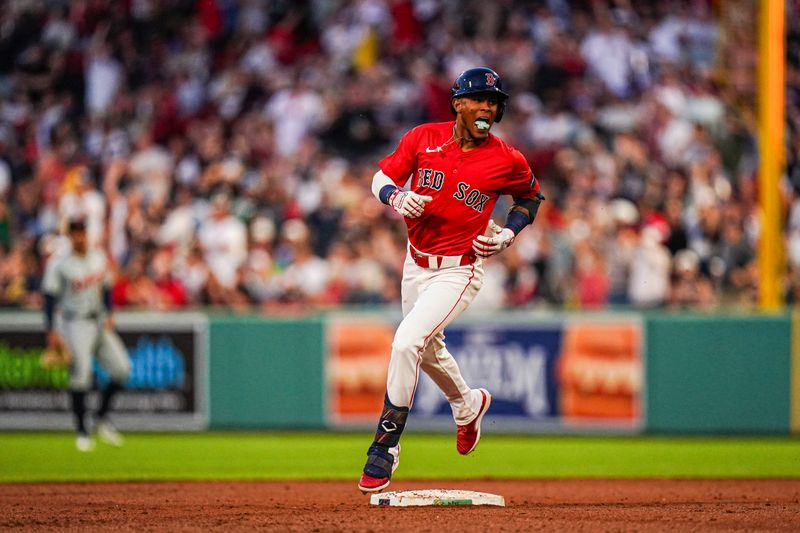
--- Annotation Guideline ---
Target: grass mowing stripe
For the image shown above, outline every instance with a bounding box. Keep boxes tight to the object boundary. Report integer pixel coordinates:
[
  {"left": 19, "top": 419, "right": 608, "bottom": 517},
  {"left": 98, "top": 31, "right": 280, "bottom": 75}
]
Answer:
[{"left": 1, "top": 433, "right": 799, "bottom": 482}]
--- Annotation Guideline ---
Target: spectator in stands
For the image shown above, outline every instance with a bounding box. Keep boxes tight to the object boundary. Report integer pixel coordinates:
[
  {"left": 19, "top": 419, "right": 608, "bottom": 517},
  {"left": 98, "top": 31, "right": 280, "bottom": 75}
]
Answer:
[
  {"left": 128, "top": 129, "right": 174, "bottom": 209},
  {"left": 628, "top": 225, "right": 671, "bottom": 308},
  {"left": 240, "top": 215, "right": 278, "bottom": 304},
  {"left": 274, "top": 218, "right": 329, "bottom": 305},
  {"left": 197, "top": 192, "right": 248, "bottom": 305}
]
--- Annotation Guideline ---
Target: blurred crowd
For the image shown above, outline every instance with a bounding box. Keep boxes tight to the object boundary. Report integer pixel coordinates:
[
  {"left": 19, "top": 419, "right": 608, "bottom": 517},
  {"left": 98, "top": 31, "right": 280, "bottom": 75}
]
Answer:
[{"left": 0, "top": 0, "right": 798, "bottom": 313}]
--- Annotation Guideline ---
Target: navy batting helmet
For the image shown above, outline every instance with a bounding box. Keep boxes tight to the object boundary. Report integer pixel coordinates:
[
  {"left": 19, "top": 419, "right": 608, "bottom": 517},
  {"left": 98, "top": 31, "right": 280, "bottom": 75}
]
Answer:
[{"left": 450, "top": 67, "right": 509, "bottom": 122}]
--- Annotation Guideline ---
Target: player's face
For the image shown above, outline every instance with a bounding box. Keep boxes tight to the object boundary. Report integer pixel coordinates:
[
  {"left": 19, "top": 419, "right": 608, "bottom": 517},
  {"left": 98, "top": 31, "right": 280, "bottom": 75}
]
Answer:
[
  {"left": 70, "top": 229, "right": 88, "bottom": 253},
  {"left": 455, "top": 94, "right": 499, "bottom": 139}
]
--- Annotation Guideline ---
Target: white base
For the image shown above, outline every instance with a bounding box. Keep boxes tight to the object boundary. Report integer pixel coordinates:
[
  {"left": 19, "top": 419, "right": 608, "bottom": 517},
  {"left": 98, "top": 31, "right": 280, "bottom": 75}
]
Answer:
[{"left": 370, "top": 489, "right": 505, "bottom": 507}]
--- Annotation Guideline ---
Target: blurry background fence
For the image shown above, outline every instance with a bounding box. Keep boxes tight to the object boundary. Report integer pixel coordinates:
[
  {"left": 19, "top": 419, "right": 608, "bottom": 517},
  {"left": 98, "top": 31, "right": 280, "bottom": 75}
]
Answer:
[{"left": 0, "top": 310, "right": 795, "bottom": 434}]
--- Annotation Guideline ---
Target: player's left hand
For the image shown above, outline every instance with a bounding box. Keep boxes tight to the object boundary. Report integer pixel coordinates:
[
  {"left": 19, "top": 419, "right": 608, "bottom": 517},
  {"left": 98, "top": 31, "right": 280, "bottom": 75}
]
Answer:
[
  {"left": 105, "top": 315, "right": 116, "bottom": 331},
  {"left": 472, "top": 220, "right": 515, "bottom": 258}
]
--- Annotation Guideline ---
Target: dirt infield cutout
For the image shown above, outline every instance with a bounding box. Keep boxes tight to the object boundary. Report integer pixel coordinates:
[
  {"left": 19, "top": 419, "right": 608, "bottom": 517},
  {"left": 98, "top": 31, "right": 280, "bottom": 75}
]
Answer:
[{"left": 2, "top": 479, "right": 799, "bottom": 531}]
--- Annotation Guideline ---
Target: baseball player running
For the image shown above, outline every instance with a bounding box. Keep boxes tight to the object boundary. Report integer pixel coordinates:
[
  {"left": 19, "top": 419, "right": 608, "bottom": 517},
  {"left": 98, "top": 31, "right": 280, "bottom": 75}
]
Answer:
[
  {"left": 43, "top": 218, "right": 131, "bottom": 452},
  {"left": 358, "top": 67, "right": 544, "bottom": 493}
]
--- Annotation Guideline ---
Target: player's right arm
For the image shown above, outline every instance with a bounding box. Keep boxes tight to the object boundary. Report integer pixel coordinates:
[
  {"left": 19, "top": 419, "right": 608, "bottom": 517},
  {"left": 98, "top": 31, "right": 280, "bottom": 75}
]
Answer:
[
  {"left": 372, "top": 126, "right": 432, "bottom": 219},
  {"left": 372, "top": 171, "right": 432, "bottom": 218}
]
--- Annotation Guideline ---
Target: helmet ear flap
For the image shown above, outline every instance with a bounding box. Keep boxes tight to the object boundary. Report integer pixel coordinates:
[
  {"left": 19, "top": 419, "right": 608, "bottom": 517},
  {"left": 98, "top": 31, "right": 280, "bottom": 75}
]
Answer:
[{"left": 495, "top": 100, "right": 506, "bottom": 122}]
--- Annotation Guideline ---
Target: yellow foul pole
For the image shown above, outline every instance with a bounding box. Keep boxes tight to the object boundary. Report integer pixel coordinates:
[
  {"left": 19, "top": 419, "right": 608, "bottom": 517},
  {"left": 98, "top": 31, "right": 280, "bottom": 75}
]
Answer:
[{"left": 757, "top": 0, "right": 785, "bottom": 310}]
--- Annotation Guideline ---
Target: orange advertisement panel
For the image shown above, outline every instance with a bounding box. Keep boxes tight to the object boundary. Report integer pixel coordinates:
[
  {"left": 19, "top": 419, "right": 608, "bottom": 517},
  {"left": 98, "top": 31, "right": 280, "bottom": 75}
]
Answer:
[
  {"left": 327, "top": 319, "right": 393, "bottom": 425},
  {"left": 557, "top": 322, "right": 642, "bottom": 424}
]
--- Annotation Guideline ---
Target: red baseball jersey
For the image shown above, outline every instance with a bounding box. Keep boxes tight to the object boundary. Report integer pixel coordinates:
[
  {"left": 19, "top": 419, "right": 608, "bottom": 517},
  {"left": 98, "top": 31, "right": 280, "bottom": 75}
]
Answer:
[{"left": 379, "top": 121, "right": 540, "bottom": 256}]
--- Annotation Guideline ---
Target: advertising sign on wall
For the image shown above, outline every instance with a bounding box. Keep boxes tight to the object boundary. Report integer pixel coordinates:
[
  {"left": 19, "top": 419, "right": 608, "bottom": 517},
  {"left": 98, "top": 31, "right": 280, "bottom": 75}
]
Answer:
[
  {"left": 0, "top": 313, "right": 207, "bottom": 430},
  {"left": 327, "top": 314, "right": 643, "bottom": 432},
  {"left": 326, "top": 317, "right": 394, "bottom": 426}
]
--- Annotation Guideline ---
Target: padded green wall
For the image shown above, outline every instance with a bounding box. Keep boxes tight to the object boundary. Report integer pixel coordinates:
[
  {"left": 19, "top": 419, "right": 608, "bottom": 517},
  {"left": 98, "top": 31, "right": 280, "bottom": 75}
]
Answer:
[
  {"left": 646, "top": 314, "right": 791, "bottom": 433},
  {"left": 208, "top": 316, "right": 325, "bottom": 428},
  {"left": 205, "top": 313, "right": 792, "bottom": 433}
]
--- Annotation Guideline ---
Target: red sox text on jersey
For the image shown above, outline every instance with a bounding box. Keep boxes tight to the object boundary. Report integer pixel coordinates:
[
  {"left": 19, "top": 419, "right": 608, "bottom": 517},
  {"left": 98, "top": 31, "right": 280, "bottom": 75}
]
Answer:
[
  {"left": 416, "top": 169, "right": 490, "bottom": 213},
  {"left": 380, "top": 121, "right": 540, "bottom": 257}
]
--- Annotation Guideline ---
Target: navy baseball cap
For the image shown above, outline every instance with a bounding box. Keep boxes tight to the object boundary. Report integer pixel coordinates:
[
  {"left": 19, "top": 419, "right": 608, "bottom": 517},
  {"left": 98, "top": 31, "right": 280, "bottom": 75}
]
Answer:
[{"left": 67, "top": 218, "right": 87, "bottom": 232}]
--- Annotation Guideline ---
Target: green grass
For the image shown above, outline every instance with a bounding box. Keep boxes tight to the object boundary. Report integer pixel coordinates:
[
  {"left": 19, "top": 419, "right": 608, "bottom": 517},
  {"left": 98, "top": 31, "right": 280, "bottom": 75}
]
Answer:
[{"left": 1, "top": 432, "right": 799, "bottom": 483}]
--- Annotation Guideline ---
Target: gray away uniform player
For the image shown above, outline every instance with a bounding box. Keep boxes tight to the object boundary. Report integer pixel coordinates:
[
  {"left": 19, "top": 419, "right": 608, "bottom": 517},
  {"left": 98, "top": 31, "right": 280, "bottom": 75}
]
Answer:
[{"left": 43, "top": 219, "right": 130, "bottom": 452}]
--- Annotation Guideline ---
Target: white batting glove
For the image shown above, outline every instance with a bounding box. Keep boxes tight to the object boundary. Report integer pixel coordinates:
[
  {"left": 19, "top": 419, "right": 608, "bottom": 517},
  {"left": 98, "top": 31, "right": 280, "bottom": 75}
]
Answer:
[
  {"left": 472, "top": 220, "right": 515, "bottom": 258},
  {"left": 389, "top": 189, "right": 433, "bottom": 218}
]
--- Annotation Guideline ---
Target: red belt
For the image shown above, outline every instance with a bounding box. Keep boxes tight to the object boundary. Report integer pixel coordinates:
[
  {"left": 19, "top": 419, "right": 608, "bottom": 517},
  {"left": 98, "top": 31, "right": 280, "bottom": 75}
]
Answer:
[{"left": 410, "top": 245, "right": 477, "bottom": 269}]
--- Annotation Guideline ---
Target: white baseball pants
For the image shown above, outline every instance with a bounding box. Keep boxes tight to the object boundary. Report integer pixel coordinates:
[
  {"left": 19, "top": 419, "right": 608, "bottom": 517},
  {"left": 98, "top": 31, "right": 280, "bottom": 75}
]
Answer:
[
  {"left": 386, "top": 250, "right": 485, "bottom": 425},
  {"left": 63, "top": 318, "right": 131, "bottom": 390}
]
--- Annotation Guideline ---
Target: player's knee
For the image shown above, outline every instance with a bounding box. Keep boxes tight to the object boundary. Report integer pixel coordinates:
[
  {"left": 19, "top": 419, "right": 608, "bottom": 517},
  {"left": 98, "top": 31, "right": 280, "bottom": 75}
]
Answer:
[
  {"left": 110, "top": 359, "right": 131, "bottom": 383},
  {"left": 391, "top": 335, "right": 424, "bottom": 357},
  {"left": 70, "top": 372, "right": 92, "bottom": 391},
  {"left": 110, "top": 369, "right": 129, "bottom": 384}
]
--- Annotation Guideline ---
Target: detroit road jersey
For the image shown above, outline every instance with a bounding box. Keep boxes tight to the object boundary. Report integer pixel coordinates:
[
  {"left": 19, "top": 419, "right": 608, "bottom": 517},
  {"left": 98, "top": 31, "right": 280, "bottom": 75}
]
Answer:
[
  {"left": 43, "top": 249, "right": 111, "bottom": 318},
  {"left": 376, "top": 121, "right": 539, "bottom": 422},
  {"left": 379, "top": 121, "right": 540, "bottom": 256}
]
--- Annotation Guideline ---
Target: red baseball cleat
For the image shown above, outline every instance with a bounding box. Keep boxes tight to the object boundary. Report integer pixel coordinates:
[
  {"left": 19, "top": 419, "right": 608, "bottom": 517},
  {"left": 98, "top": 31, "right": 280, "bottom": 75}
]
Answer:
[
  {"left": 456, "top": 388, "right": 492, "bottom": 455},
  {"left": 358, "top": 444, "right": 400, "bottom": 494},
  {"left": 358, "top": 473, "right": 391, "bottom": 494}
]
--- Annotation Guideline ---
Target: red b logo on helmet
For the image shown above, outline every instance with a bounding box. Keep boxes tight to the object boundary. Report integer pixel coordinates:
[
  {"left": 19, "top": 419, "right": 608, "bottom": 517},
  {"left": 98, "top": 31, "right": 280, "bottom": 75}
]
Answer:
[{"left": 485, "top": 73, "right": 496, "bottom": 86}]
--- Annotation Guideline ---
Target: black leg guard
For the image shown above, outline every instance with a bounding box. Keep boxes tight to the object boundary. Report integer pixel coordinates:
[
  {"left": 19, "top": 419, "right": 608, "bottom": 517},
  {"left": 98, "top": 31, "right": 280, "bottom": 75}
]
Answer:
[
  {"left": 363, "top": 395, "right": 408, "bottom": 479},
  {"left": 97, "top": 381, "right": 122, "bottom": 420},
  {"left": 371, "top": 394, "right": 409, "bottom": 449},
  {"left": 70, "top": 391, "right": 87, "bottom": 435}
]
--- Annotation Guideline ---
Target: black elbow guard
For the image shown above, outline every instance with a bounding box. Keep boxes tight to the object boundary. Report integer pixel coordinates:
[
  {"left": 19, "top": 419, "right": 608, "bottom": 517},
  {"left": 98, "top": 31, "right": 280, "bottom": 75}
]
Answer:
[{"left": 512, "top": 191, "right": 545, "bottom": 224}]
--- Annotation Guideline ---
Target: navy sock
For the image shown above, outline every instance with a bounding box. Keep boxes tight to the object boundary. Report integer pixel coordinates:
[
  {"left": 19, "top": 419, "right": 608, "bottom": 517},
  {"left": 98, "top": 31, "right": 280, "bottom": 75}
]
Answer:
[
  {"left": 70, "top": 391, "right": 87, "bottom": 435},
  {"left": 363, "top": 446, "right": 395, "bottom": 479},
  {"left": 97, "top": 381, "right": 122, "bottom": 420}
]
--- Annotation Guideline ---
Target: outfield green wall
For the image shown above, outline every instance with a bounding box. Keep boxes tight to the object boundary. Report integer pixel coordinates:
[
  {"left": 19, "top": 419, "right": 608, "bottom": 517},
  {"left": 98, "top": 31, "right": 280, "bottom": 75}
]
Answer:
[
  {"left": 645, "top": 314, "right": 791, "bottom": 434},
  {"left": 208, "top": 316, "right": 325, "bottom": 428},
  {"left": 204, "top": 313, "right": 793, "bottom": 433}
]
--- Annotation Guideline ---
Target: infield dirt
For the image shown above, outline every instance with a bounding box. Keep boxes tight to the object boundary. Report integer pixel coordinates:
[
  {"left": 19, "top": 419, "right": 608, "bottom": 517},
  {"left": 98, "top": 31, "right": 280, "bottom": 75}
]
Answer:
[{"left": 2, "top": 479, "right": 799, "bottom": 531}]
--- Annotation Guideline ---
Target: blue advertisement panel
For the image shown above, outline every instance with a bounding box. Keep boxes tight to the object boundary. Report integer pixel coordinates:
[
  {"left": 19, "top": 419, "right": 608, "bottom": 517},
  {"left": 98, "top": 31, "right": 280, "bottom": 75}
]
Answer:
[{"left": 413, "top": 326, "right": 562, "bottom": 421}]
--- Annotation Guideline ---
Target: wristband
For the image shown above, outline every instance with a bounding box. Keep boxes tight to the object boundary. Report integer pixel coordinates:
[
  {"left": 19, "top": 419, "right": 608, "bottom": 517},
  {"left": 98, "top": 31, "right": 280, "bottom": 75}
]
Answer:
[
  {"left": 504, "top": 210, "right": 529, "bottom": 235},
  {"left": 379, "top": 185, "right": 399, "bottom": 205}
]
